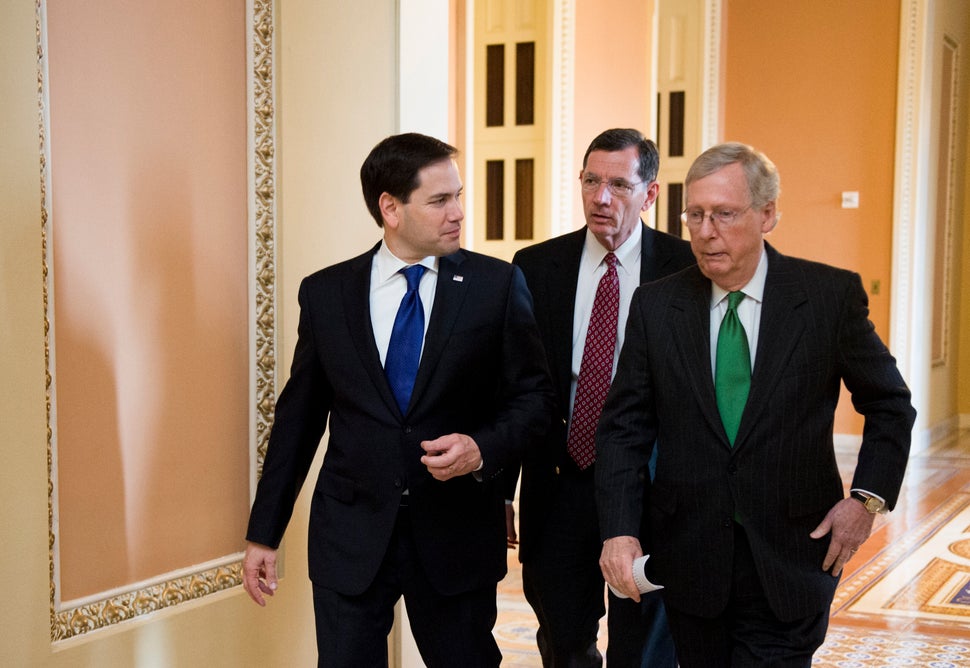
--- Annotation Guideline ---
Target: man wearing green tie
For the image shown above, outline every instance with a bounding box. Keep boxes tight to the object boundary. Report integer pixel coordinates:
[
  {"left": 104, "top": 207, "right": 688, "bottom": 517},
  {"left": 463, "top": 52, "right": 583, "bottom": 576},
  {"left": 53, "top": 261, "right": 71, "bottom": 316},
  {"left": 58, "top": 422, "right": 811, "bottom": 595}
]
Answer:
[{"left": 595, "top": 142, "right": 915, "bottom": 667}]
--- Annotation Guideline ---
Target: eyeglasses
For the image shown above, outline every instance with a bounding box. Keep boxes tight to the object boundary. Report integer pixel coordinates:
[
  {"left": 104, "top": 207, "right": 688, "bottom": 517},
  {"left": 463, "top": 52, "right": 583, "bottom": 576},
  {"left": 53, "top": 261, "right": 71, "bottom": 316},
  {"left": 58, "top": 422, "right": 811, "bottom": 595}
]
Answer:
[
  {"left": 680, "top": 204, "right": 753, "bottom": 228},
  {"left": 580, "top": 174, "right": 643, "bottom": 197}
]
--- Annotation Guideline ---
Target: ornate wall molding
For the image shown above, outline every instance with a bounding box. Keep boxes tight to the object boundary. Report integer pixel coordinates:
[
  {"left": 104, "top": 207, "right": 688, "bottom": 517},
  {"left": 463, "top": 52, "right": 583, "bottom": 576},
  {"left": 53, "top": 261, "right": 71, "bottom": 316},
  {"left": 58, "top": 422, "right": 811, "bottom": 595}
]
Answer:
[
  {"left": 38, "top": 0, "right": 277, "bottom": 642},
  {"left": 251, "top": 0, "right": 279, "bottom": 479},
  {"left": 701, "top": 0, "right": 721, "bottom": 148},
  {"left": 551, "top": 0, "right": 575, "bottom": 238},
  {"left": 890, "top": 0, "right": 927, "bottom": 431}
]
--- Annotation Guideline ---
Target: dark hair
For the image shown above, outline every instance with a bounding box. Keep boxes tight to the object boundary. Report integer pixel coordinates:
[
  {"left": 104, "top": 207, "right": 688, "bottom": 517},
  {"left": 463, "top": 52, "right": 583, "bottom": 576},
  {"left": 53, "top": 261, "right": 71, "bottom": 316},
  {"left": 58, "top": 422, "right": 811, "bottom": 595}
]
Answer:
[
  {"left": 582, "top": 128, "right": 660, "bottom": 183},
  {"left": 360, "top": 133, "right": 459, "bottom": 227}
]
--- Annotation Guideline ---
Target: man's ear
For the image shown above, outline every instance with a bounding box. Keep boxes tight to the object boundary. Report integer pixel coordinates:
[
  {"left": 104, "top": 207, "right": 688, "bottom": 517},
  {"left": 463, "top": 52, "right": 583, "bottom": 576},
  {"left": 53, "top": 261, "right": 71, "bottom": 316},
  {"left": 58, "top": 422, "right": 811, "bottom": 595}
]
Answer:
[
  {"left": 641, "top": 181, "right": 660, "bottom": 212},
  {"left": 379, "top": 192, "right": 399, "bottom": 229},
  {"left": 760, "top": 201, "right": 779, "bottom": 233}
]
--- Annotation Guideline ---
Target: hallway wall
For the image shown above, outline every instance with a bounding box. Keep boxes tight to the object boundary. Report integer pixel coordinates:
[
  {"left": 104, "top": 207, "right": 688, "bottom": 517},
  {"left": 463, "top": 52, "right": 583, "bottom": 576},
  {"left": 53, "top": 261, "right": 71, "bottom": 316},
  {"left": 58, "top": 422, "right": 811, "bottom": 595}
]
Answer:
[
  {"left": 722, "top": 0, "right": 901, "bottom": 435},
  {"left": 3, "top": 1, "right": 967, "bottom": 665},
  {"left": 0, "top": 0, "right": 396, "bottom": 664}
]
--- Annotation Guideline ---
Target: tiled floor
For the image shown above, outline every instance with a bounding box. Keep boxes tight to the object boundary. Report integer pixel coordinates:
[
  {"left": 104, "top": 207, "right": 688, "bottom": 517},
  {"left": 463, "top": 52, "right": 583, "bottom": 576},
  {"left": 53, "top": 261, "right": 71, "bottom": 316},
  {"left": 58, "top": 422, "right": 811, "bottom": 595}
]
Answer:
[{"left": 496, "top": 429, "right": 970, "bottom": 666}]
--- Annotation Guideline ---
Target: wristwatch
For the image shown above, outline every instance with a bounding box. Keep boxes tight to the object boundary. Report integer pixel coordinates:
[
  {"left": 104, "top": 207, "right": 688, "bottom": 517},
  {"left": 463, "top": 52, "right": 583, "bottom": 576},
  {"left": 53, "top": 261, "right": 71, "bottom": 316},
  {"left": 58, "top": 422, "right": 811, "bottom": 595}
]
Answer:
[{"left": 850, "top": 490, "right": 886, "bottom": 514}]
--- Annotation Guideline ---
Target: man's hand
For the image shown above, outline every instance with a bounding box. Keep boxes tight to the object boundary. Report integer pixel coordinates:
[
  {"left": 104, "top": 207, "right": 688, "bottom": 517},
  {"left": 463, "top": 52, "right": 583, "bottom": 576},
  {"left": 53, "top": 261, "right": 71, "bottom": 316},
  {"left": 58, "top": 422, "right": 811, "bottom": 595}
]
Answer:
[
  {"left": 242, "top": 541, "right": 279, "bottom": 606},
  {"left": 599, "top": 535, "right": 643, "bottom": 602},
  {"left": 810, "top": 497, "right": 876, "bottom": 576},
  {"left": 420, "top": 433, "right": 482, "bottom": 481}
]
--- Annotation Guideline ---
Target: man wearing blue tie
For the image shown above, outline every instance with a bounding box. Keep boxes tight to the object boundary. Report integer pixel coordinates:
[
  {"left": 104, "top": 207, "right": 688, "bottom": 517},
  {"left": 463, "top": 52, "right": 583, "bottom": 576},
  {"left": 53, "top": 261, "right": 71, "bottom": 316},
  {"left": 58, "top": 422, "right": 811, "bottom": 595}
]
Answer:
[{"left": 242, "top": 133, "right": 554, "bottom": 667}]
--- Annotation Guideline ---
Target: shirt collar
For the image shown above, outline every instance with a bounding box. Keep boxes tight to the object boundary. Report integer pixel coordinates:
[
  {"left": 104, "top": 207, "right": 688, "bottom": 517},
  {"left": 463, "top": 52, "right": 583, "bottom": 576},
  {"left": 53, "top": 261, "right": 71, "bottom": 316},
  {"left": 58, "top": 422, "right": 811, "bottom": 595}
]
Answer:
[
  {"left": 377, "top": 240, "right": 438, "bottom": 285},
  {"left": 583, "top": 221, "right": 642, "bottom": 272},
  {"left": 710, "top": 245, "right": 769, "bottom": 309}
]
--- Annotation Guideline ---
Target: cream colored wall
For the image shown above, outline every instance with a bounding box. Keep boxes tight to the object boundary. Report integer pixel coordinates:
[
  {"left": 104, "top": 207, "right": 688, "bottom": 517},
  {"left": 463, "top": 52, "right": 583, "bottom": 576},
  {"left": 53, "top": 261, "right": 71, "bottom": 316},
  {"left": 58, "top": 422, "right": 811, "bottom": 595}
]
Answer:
[
  {"left": 0, "top": 0, "right": 396, "bottom": 664},
  {"left": 930, "top": 0, "right": 970, "bottom": 429},
  {"left": 570, "top": 0, "right": 657, "bottom": 231},
  {"left": 1, "top": 4, "right": 52, "bottom": 664}
]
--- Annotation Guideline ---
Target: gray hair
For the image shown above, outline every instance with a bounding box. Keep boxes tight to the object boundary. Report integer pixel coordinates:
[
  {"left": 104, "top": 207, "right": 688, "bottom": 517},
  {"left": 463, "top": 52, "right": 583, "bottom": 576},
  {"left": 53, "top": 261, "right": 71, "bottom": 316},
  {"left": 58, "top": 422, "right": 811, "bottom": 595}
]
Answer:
[{"left": 685, "top": 142, "right": 780, "bottom": 207}]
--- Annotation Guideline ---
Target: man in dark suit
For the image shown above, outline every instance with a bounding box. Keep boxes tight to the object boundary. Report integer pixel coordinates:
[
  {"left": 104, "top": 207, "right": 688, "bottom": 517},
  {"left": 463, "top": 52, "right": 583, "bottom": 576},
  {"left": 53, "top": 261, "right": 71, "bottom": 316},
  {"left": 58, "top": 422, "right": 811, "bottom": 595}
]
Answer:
[
  {"left": 596, "top": 142, "right": 915, "bottom": 667},
  {"left": 510, "top": 128, "right": 694, "bottom": 667},
  {"left": 242, "top": 133, "right": 553, "bottom": 668}
]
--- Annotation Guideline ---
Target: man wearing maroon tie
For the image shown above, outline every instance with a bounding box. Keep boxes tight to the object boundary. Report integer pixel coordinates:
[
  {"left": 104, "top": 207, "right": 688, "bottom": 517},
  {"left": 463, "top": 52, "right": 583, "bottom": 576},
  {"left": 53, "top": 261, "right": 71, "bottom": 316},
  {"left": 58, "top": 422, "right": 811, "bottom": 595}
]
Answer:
[{"left": 508, "top": 128, "right": 695, "bottom": 667}]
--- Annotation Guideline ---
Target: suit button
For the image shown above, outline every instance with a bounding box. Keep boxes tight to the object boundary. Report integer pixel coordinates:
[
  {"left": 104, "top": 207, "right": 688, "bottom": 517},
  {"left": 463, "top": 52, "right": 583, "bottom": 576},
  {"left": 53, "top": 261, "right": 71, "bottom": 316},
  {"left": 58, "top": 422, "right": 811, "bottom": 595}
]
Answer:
[
  {"left": 394, "top": 479, "right": 403, "bottom": 489},
  {"left": 723, "top": 518, "right": 732, "bottom": 528},
  {"left": 728, "top": 463, "right": 737, "bottom": 474},
  {"left": 554, "top": 466, "right": 560, "bottom": 475},
  {"left": 404, "top": 426, "right": 413, "bottom": 434}
]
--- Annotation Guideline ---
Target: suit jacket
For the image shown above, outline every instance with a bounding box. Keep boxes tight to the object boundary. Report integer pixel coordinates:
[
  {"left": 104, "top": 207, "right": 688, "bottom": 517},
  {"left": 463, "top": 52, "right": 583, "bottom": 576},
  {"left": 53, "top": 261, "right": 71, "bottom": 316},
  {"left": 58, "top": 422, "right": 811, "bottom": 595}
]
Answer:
[
  {"left": 596, "top": 243, "right": 915, "bottom": 621},
  {"left": 511, "top": 223, "right": 695, "bottom": 563},
  {"left": 246, "top": 243, "right": 553, "bottom": 597}
]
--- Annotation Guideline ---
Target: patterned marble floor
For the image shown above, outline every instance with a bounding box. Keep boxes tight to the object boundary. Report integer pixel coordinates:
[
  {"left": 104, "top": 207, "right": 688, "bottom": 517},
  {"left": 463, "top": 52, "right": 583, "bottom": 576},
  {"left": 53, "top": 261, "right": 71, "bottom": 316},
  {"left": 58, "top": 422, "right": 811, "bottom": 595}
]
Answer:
[{"left": 496, "top": 429, "right": 970, "bottom": 666}]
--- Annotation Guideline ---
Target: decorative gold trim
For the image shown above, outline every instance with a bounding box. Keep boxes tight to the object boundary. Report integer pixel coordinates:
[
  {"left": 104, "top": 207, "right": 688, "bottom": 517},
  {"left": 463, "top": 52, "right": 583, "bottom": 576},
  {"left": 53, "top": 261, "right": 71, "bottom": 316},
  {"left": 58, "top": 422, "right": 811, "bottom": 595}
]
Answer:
[
  {"left": 39, "top": 0, "right": 277, "bottom": 642},
  {"left": 253, "top": 0, "right": 278, "bottom": 478}
]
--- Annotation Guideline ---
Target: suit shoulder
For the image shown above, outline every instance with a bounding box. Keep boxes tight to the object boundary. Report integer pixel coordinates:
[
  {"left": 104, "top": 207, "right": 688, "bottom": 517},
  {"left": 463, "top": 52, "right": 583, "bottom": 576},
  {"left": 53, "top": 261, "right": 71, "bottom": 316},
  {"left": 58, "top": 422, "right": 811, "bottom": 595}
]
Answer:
[
  {"left": 636, "top": 263, "right": 702, "bottom": 298},
  {"left": 451, "top": 248, "right": 515, "bottom": 273},
  {"left": 512, "top": 229, "right": 583, "bottom": 268},
  {"left": 774, "top": 251, "right": 860, "bottom": 285},
  {"left": 644, "top": 225, "right": 690, "bottom": 247},
  {"left": 644, "top": 226, "right": 694, "bottom": 257},
  {"left": 300, "top": 247, "right": 374, "bottom": 287}
]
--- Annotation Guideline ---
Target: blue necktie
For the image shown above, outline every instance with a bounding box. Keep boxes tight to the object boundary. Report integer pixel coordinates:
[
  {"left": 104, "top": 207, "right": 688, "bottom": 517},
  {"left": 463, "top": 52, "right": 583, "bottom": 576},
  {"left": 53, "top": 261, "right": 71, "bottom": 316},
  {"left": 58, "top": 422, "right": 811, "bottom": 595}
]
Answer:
[
  {"left": 715, "top": 291, "right": 751, "bottom": 445},
  {"left": 385, "top": 265, "right": 426, "bottom": 412}
]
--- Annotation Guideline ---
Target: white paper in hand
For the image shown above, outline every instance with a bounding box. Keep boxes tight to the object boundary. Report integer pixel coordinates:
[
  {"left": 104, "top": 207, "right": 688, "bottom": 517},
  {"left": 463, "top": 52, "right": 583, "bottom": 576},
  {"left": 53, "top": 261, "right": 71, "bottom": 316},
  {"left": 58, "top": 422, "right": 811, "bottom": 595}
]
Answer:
[{"left": 607, "top": 555, "right": 664, "bottom": 599}]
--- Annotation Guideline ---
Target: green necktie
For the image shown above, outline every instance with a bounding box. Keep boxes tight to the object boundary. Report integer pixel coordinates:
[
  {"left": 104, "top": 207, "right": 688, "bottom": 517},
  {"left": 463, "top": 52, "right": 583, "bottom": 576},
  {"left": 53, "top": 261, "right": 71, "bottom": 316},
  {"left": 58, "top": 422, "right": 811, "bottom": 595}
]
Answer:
[{"left": 715, "top": 291, "right": 750, "bottom": 446}]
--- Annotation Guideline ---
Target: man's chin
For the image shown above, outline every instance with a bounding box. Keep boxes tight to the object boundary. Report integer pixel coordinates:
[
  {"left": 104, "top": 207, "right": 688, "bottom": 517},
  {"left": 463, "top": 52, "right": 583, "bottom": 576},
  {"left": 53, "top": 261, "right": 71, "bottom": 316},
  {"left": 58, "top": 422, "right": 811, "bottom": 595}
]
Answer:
[{"left": 439, "top": 239, "right": 462, "bottom": 256}]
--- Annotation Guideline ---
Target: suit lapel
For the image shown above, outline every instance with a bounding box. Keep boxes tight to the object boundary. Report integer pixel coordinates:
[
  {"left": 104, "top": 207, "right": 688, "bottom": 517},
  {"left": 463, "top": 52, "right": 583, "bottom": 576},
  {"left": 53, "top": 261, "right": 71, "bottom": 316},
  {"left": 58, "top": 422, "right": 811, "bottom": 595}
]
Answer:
[
  {"left": 343, "top": 243, "right": 402, "bottom": 414},
  {"left": 668, "top": 269, "right": 726, "bottom": 444},
  {"left": 547, "top": 231, "right": 584, "bottom": 405},
  {"left": 733, "top": 245, "right": 807, "bottom": 449},
  {"left": 407, "top": 250, "right": 469, "bottom": 412}
]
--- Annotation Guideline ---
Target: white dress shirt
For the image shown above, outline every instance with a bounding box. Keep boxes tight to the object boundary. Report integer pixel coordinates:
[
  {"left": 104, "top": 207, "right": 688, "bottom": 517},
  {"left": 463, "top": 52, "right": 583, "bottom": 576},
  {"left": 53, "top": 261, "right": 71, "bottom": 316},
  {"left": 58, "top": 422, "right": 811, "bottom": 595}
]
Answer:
[
  {"left": 569, "top": 224, "right": 643, "bottom": 418},
  {"left": 708, "top": 246, "right": 768, "bottom": 376},
  {"left": 370, "top": 241, "right": 438, "bottom": 365}
]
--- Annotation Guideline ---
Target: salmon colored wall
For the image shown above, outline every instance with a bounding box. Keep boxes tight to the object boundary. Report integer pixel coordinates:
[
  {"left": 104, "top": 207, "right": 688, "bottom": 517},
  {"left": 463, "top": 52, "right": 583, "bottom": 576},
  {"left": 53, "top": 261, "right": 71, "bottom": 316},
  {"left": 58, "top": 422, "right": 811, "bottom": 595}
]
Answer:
[
  {"left": 572, "top": 0, "right": 657, "bottom": 230},
  {"left": 723, "top": 1, "right": 900, "bottom": 435},
  {"left": 47, "top": 0, "right": 250, "bottom": 599}
]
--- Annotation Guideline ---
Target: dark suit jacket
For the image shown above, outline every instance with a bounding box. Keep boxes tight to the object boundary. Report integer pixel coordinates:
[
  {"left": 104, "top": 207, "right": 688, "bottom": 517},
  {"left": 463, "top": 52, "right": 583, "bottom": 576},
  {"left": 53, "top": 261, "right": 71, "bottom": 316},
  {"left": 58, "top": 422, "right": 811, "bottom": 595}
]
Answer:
[
  {"left": 596, "top": 243, "right": 915, "bottom": 621},
  {"left": 511, "top": 223, "right": 695, "bottom": 563},
  {"left": 246, "top": 243, "right": 553, "bottom": 597}
]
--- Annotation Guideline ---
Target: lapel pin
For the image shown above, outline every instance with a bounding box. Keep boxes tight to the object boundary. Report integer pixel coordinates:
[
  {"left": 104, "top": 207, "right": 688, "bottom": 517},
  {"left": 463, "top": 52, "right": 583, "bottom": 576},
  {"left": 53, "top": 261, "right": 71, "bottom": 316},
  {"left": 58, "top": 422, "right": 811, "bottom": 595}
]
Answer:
[{"left": 453, "top": 275, "right": 464, "bottom": 282}]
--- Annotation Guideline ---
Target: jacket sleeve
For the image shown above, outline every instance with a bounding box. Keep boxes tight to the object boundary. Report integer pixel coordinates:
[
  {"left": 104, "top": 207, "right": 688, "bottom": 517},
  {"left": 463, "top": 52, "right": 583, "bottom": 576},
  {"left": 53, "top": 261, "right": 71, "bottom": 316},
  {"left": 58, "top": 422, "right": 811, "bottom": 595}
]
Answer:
[{"left": 245, "top": 277, "right": 334, "bottom": 548}]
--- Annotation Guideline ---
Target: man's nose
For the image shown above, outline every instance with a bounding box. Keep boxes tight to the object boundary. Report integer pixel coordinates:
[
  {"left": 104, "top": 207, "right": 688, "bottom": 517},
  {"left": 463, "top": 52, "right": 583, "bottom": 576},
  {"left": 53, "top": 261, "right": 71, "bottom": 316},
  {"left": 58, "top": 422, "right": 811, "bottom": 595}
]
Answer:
[
  {"left": 449, "top": 198, "right": 464, "bottom": 221},
  {"left": 592, "top": 182, "right": 613, "bottom": 204}
]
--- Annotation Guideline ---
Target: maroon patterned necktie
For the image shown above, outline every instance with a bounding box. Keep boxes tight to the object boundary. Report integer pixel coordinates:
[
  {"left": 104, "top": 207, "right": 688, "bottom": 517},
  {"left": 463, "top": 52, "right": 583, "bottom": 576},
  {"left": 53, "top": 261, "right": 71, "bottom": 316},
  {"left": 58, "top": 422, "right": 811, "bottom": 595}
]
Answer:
[{"left": 567, "top": 252, "right": 620, "bottom": 470}]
